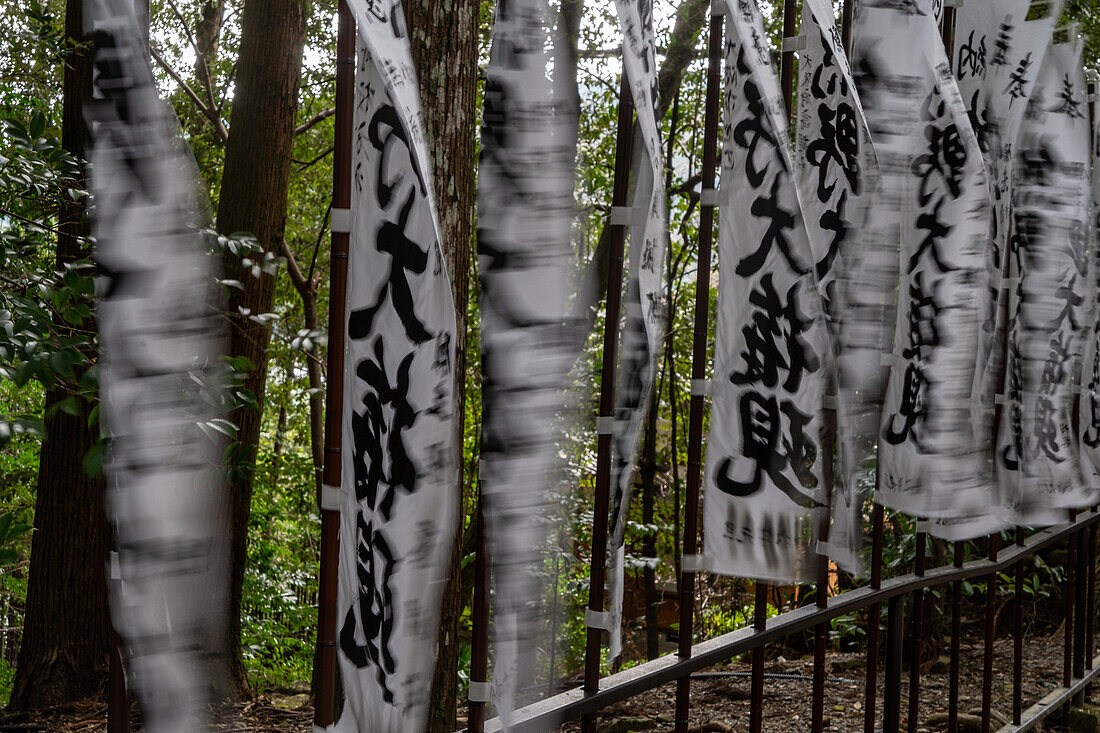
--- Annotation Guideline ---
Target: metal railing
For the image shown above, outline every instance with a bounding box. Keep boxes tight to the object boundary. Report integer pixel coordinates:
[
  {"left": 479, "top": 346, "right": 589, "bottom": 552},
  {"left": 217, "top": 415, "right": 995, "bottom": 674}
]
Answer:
[{"left": 472, "top": 510, "right": 1099, "bottom": 732}]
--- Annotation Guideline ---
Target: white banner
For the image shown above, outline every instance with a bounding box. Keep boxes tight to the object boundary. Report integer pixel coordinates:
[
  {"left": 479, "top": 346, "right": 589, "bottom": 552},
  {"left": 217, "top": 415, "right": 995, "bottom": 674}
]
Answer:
[
  {"left": 87, "top": 0, "right": 228, "bottom": 728},
  {"left": 953, "top": 0, "right": 1062, "bottom": 439},
  {"left": 477, "top": 0, "right": 580, "bottom": 722},
  {"left": 702, "top": 0, "right": 830, "bottom": 584},
  {"left": 997, "top": 38, "right": 1093, "bottom": 525},
  {"left": 794, "top": 0, "right": 879, "bottom": 575},
  {"left": 607, "top": 0, "right": 667, "bottom": 659},
  {"left": 335, "top": 2, "right": 458, "bottom": 730},
  {"left": 1079, "top": 76, "right": 1100, "bottom": 490},
  {"left": 852, "top": 0, "right": 993, "bottom": 527}
]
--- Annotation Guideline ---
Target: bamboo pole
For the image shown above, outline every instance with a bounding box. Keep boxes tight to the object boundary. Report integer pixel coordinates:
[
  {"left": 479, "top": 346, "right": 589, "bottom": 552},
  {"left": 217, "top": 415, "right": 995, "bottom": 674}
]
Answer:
[{"left": 313, "top": 0, "right": 354, "bottom": 724}]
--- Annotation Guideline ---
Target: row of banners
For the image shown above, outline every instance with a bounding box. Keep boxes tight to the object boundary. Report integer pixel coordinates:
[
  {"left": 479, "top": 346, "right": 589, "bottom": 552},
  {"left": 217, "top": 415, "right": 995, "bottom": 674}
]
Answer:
[{"left": 85, "top": 0, "right": 1097, "bottom": 729}]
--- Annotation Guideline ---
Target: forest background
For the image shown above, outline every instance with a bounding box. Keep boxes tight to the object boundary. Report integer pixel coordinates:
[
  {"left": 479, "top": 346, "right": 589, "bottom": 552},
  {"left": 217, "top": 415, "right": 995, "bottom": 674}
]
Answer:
[{"left": 0, "top": 1, "right": 1098, "bottom": 732}]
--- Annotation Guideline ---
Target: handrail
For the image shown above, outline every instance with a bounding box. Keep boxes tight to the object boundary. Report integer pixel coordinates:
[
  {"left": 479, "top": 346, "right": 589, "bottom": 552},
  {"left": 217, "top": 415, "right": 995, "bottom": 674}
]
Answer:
[{"left": 477, "top": 511, "right": 1100, "bottom": 732}]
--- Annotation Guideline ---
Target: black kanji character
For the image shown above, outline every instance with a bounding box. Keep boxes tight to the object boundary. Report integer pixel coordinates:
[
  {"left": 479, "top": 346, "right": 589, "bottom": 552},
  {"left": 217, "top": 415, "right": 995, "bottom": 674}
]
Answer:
[
  {"left": 713, "top": 391, "right": 820, "bottom": 508},
  {"left": 729, "top": 274, "right": 821, "bottom": 393},
  {"left": 340, "top": 514, "right": 398, "bottom": 700},
  {"left": 738, "top": 177, "right": 810, "bottom": 276}
]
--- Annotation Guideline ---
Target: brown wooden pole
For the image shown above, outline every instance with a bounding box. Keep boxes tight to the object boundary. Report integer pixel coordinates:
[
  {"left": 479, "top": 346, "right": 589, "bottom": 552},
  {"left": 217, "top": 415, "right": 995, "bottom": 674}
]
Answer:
[
  {"left": 673, "top": 9, "right": 723, "bottom": 732},
  {"left": 468, "top": 496, "right": 490, "bottom": 733},
  {"left": 864, "top": 501, "right": 885, "bottom": 733},
  {"left": 1064, "top": 511, "right": 1078, "bottom": 723},
  {"left": 1013, "top": 529, "right": 1025, "bottom": 724},
  {"left": 749, "top": 581, "right": 769, "bottom": 733},
  {"left": 980, "top": 535, "right": 999, "bottom": 733},
  {"left": 107, "top": 3, "right": 150, "bottom": 728},
  {"left": 580, "top": 69, "right": 634, "bottom": 733},
  {"left": 780, "top": 0, "right": 798, "bottom": 113},
  {"left": 907, "top": 531, "right": 926, "bottom": 733},
  {"left": 811, "top": 400, "right": 833, "bottom": 733},
  {"left": 948, "top": 540, "right": 964, "bottom": 733},
  {"left": 752, "top": 8, "right": 799, "bottom": 730},
  {"left": 314, "top": 1, "right": 354, "bottom": 725},
  {"left": 1089, "top": 515, "right": 1098, "bottom": 669},
  {"left": 107, "top": 598, "right": 127, "bottom": 733},
  {"left": 841, "top": 2, "right": 855, "bottom": 53}
]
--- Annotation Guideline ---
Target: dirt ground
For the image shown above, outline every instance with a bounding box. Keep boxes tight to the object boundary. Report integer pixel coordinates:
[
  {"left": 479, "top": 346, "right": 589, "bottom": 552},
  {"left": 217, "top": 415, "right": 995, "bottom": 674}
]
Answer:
[{"left": 0, "top": 633, "right": 1082, "bottom": 732}]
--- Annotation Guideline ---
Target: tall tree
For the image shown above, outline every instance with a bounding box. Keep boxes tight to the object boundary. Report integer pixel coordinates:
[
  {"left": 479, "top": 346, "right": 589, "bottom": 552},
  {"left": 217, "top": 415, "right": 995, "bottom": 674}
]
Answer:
[
  {"left": 9, "top": 0, "right": 111, "bottom": 709},
  {"left": 403, "top": 1, "right": 479, "bottom": 730},
  {"left": 213, "top": 0, "right": 308, "bottom": 699}
]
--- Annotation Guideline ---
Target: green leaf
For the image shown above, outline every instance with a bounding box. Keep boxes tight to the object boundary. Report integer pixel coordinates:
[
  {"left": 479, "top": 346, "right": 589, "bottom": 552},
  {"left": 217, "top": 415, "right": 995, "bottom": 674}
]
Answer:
[
  {"left": 0, "top": 549, "right": 20, "bottom": 565},
  {"left": 0, "top": 513, "right": 12, "bottom": 544},
  {"left": 28, "top": 111, "right": 46, "bottom": 139}
]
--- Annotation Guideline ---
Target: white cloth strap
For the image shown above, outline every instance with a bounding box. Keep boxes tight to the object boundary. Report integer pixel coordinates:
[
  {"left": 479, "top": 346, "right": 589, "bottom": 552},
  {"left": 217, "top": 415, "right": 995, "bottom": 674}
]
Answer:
[
  {"left": 320, "top": 484, "right": 343, "bottom": 512},
  {"left": 585, "top": 608, "right": 614, "bottom": 631},
  {"left": 330, "top": 207, "right": 352, "bottom": 234},
  {"left": 468, "top": 681, "right": 492, "bottom": 703},
  {"left": 682, "top": 554, "right": 710, "bottom": 573}
]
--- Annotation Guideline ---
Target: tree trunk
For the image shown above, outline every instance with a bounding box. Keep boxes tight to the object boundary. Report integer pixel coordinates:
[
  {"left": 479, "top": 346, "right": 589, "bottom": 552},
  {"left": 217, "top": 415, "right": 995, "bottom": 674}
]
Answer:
[
  {"left": 9, "top": 0, "right": 111, "bottom": 709},
  {"left": 404, "top": 1, "right": 478, "bottom": 730},
  {"left": 213, "top": 0, "right": 307, "bottom": 700}
]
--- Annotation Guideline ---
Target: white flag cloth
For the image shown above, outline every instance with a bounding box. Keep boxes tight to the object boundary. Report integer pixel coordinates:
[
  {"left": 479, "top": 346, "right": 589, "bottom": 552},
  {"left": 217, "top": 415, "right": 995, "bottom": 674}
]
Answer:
[
  {"left": 1079, "top": 78, "right": 1100, "bottom": 490},
  {"left": 702, "top": 0, "right": 830, "bottom": 584},
  {"left": 794, "top": 0, "right": 880, "bottom": 575},
  {"left": 997, "top": 38, "right": 1093, "bottom": 525},
  {"left": 477, "top": 0, "right": 580, "bottom": 722},
  {"left": 952, "top": 0, "right": 1062, "bottom": 437},
  {"left": 334, "top": 2, "right": 458, "bottom": 730},
  {"left": 607, "top": 0, "right": 667, "bottom": 659},
  {"left": 87, "top": 1, "right": 228, "bottom": 729},
  {"left": 852, "top": 0, "right": 993, "bottom": 527}
]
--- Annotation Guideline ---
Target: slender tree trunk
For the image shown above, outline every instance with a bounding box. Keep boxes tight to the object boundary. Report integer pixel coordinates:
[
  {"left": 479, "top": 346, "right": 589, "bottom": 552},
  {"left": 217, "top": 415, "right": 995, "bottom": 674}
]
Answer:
[
  {"left": 403, "top": 1, "right": 478, "bottom": 729},
  {"left": 213, "top": 0, "right": 308, "bottom": 700},
  {"left": 9, "top": 0, "right": 111, "bottom": 709}
]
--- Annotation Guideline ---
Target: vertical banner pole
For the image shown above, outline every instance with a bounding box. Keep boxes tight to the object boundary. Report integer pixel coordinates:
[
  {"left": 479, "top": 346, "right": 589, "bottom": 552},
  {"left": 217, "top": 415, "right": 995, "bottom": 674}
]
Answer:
[
  {"left": 906, "top": 531, "right": 926, "bottom": 733},
  {"left": 864, "top": 502, "right": 885, "bottom": 733},
  {"left": 751, "top": 7, "right": 801, "bottom": 731},
  {"left": 108, "top": 615, "right": 127, "bottom": 733},
  {"left": 106, "top": 2, "right": 151, "bottom": 728},
  {"left": 840, "top": 0, "right": 854, "bottom": 54},
  {"left": 673, "top": 9, "right": 723, "bottom": 733},
  {"left": 1013, "top": 529, "right": 1025, "bottom": 724},
  {"left": 580, "top": 70, "right": 634, "bottom": 733},
  {"left": 1064, "top": 512, "right": 1078, "bottom": 724},
  {"left": 1075, "top": 520, "right": 1089, "bottom": 700},
  {"left": 1088, "top": 515, "right": 1098, "bottom": 674},
  {"left": 314, "top": 1, "right": 354, "bottom": 726},
  {"left": 948, "top": 541, "right": 964, "bottom": 732},
  {"left": 980, "top": 535, "right": 999, "bottom": 733},
  {"left": 883, "top": 594, "right": 903, "bottom": 733},
  {"left": 468, "top": 496, "right": 490, "bottom": 733}
]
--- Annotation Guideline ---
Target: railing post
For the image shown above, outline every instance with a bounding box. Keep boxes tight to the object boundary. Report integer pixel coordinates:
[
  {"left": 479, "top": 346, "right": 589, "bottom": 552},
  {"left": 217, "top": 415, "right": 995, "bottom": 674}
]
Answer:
[
  {"left": 673, "top": 7, "right": 723, "bottom": 732},
  {"left": 948, "top": 540, "right": 964, "bottom": 733},
  {"left": 580, "top": 70, "right": 634, "bottom": 733},
  {"left": 1075, "top": 517, "right": 1089, "bottom": 693},
  {"left": 865, "top": 502, "right": 885, "bottom": 733},
  {"left": 981, "top": 535, "right": 999, "bottom": 733},
  {"left": 907, "top": 531, "right": 926, "bottom": 732}
]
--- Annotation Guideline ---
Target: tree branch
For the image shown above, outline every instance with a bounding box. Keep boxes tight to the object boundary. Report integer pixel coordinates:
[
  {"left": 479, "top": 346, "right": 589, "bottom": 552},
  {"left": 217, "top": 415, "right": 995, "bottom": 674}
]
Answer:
[
  {"left": 295, "top": 107, "right": 335, "bottom": 136},
  {"left": 149, "top": 45, "right": 229, "bottom": 143}
]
